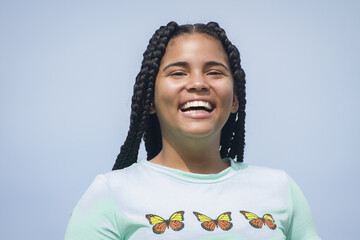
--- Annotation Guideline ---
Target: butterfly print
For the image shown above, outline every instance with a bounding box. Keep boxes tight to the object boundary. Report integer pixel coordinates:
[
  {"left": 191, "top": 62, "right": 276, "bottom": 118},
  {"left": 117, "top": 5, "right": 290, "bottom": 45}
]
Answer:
[
  {"left": 240, "top": 211, "right": 277, "bottom": 230},
  {"left": 193, "top": 211, "right": 233, "bottom": 231},
  {"left": 145, "top": 211, "right": 185, "bottom": 234}
]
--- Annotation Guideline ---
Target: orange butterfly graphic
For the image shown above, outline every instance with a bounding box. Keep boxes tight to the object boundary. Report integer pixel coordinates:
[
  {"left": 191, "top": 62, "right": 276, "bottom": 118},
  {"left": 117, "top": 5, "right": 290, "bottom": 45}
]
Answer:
[
  {"left": 240, "top": 211, "right": 277, "bottom": 230},
  {"left": 193, "top": 211, "right": 233, "bottom": 231},
  {"left": 145, "top": 211, "right": 185, "bottom": 234}
]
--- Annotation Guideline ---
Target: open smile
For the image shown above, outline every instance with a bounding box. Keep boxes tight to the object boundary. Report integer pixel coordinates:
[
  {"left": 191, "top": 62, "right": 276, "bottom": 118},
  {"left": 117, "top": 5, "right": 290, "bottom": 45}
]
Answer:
[{"left": 179, "top": 100, "right": 215, "bottom": 114}]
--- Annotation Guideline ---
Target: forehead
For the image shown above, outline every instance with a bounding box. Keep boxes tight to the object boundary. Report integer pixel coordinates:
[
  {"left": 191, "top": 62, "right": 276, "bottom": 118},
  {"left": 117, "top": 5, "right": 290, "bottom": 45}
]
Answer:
[{"left": 163, "top": 33, "right": 228, "bottom": 62}]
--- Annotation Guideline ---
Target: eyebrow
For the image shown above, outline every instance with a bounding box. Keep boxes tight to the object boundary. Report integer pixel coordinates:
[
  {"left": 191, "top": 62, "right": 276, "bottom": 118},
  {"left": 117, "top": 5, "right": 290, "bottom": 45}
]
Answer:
[
  {"left": 162, "top": 61, "right": 230, "bottom": 72},
  {"left": 162, "top": 61, "right": 188, "bottom": 72},
  {"left": 205, "top": 61, "right": 230, "bottom": 72}
]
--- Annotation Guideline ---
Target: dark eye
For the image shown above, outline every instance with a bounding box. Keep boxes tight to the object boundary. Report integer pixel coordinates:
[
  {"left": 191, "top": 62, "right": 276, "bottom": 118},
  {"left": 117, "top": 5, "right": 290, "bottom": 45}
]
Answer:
[
  {"left": 207, "top": 71, "right": 223, "bottom": 76},
  {"left": 170, "top": 71, "right": 186, "bottom": 76}
]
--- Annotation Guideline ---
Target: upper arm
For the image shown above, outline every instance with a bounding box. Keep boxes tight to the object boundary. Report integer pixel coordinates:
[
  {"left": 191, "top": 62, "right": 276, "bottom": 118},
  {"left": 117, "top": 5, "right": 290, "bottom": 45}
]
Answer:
[
  {"left": 286, "top": 176, "right": 321, "bottom": 240},
  {"left": 64, "top": 175, "right": 121, "bottom": 240}
]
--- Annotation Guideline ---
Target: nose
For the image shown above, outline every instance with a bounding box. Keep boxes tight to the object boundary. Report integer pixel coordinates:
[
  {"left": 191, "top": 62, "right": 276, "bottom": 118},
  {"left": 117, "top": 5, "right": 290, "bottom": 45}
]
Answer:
[{"left": 186, "top": 73, "right": 209, "bottom": 92}]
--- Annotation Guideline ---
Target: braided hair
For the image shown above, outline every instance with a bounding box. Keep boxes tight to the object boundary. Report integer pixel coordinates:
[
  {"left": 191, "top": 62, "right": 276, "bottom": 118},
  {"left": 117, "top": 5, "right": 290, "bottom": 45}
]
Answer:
[{"left": 112, "top": 21, "right": 246, "bottom": 170}]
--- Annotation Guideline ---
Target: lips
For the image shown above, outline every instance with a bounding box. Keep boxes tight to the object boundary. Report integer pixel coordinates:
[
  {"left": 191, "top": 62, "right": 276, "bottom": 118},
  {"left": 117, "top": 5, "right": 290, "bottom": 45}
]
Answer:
[{"left": 180, "top": 100, "right": 215, "bottom": 113}]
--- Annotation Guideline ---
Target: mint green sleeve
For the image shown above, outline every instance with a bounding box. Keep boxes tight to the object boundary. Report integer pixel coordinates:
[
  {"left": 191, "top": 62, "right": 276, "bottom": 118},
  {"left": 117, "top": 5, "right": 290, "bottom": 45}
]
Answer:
[
  {"left": 64, "top": 175, "right": 121, "bottom": 240},
  {"left": 286, "top": 176, "right": 321, "bottom": 240}
]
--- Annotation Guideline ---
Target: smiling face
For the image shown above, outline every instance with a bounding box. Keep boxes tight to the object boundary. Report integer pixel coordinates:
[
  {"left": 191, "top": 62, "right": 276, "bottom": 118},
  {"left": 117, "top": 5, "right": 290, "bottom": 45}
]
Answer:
[{"left": 153, "top": 33, "right": 238, "bottom": 143}]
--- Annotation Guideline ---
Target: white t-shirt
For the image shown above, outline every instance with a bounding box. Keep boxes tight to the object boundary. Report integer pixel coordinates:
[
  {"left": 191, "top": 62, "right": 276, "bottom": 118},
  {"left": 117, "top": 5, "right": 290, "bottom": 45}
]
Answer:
[{"left": 65, "top": 159, "right": 321, "bottom": 239}]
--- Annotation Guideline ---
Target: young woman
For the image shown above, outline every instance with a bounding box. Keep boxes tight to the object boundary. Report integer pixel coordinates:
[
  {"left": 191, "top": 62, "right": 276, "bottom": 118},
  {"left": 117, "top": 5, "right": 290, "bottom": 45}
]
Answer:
[{"left": 65, "top": 21, "right": 321, "bottom": 240}]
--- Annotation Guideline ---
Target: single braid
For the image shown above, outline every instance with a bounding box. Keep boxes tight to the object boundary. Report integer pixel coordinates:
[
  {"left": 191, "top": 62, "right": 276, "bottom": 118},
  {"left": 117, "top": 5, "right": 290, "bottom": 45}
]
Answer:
[
  {"left": 144, "top": 114, "right": 162, "bottom": 160},
  {"left": 143, "top": 81, "right": 162, "bottom": 160},
  {"left": 228, "top": 68, "right": 246, "bottom": 159}
]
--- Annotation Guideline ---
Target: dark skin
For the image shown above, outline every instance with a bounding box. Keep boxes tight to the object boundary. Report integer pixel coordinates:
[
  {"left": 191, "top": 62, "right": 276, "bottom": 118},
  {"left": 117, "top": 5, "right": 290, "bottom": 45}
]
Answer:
[{"left": 150, "top": 33, "right": 238, "bottom": 174}]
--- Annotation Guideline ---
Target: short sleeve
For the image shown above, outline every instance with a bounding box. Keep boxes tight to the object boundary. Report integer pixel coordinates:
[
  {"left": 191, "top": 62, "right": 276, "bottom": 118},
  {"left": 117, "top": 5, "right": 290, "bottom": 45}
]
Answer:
[
  {"left": 286, "top": 176, "right": 321, "bottom": 240},
  {"left": 64, "top": 175, "right": 121, "bottom": 240}
]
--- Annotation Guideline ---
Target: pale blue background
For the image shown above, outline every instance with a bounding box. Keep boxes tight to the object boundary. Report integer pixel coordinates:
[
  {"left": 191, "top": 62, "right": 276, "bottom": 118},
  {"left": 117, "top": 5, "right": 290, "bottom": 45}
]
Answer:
[{"left": 1, "top": 0, "right": 359, "bottom": 239}]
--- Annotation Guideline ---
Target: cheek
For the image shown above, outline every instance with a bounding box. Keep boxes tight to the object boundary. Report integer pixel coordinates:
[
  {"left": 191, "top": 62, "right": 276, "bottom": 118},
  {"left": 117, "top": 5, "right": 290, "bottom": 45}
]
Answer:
[
  {"left": 154, "top": 79, "right": 183, "bottom": 105},
  {"left": 217, "top": 83, "right": 235, "bottom": 105},
  {"left": 154, "top": 83, "right": 177, "bottom": 113}
]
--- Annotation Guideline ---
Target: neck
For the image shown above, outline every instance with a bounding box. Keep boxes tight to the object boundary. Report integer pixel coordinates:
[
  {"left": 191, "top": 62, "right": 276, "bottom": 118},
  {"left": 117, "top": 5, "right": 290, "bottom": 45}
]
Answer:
[{"left": 150, "top": 133, "right": 229, "bottom": 174}]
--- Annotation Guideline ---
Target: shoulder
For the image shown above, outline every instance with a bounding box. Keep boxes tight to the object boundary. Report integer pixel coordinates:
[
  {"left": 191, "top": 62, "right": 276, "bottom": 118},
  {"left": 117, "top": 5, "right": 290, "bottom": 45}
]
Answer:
[
  {"left": 99, "top": 162, "right": 146, "bottom": 190},
  {"left": 231, "top": 162, "right": 292, "bottom": 193},
  {"left": 233, "top": 162, "right": 289, "bottom": 181}
]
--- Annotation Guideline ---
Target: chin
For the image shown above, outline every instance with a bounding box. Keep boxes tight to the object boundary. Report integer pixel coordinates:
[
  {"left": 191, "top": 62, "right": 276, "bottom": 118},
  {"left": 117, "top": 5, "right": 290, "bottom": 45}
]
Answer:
[{"left": 180, "top": 127, "right": 221, "bottom": 139}]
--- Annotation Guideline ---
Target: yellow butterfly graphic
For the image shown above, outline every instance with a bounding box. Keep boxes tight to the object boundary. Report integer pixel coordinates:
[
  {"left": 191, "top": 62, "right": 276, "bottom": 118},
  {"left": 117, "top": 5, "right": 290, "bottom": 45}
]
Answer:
[
  {"left": 145, "top": 211, "right": 185, "bottom": 234},
  {"left": 193, "top": 211, "right": 233, "bottom": 231},
  {"left": 240, "top": 211, "right": 276, "bottom": 230}
]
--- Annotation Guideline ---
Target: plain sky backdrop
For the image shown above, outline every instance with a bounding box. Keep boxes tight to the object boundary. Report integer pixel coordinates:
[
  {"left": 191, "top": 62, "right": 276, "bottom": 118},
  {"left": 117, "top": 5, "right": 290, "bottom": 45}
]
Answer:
[{"left": 1, "top": 0, "right": 359, "bottom": 239}]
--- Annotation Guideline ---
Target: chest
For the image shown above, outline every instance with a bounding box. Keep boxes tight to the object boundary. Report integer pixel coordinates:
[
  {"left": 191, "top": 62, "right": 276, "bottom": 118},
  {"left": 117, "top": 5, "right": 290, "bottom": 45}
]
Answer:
[{"left": 112, "top": 176, "right": 290, "bottom": 239}]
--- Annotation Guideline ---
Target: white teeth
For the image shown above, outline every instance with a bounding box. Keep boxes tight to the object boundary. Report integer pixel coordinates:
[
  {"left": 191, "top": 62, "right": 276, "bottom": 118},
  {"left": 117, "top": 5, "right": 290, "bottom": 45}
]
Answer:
[
  {"left": 181, "top": 101, "right": 212, "bottom": 110},
  {"left": 185, "top": 109, "right": 208, "bottom": 113},
  {"left": 186, "top": 110, "right": 207, "bottom": 113}
]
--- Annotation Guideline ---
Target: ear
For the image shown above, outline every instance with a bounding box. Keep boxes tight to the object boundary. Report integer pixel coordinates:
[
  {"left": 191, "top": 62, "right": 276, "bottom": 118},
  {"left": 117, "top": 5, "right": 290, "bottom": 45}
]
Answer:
[
  {"left": 149, "top": 102, "right": 156, "bottom": 114},
  {"left": 231, "top": 95, "right": 239, "bottom": 113}
]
